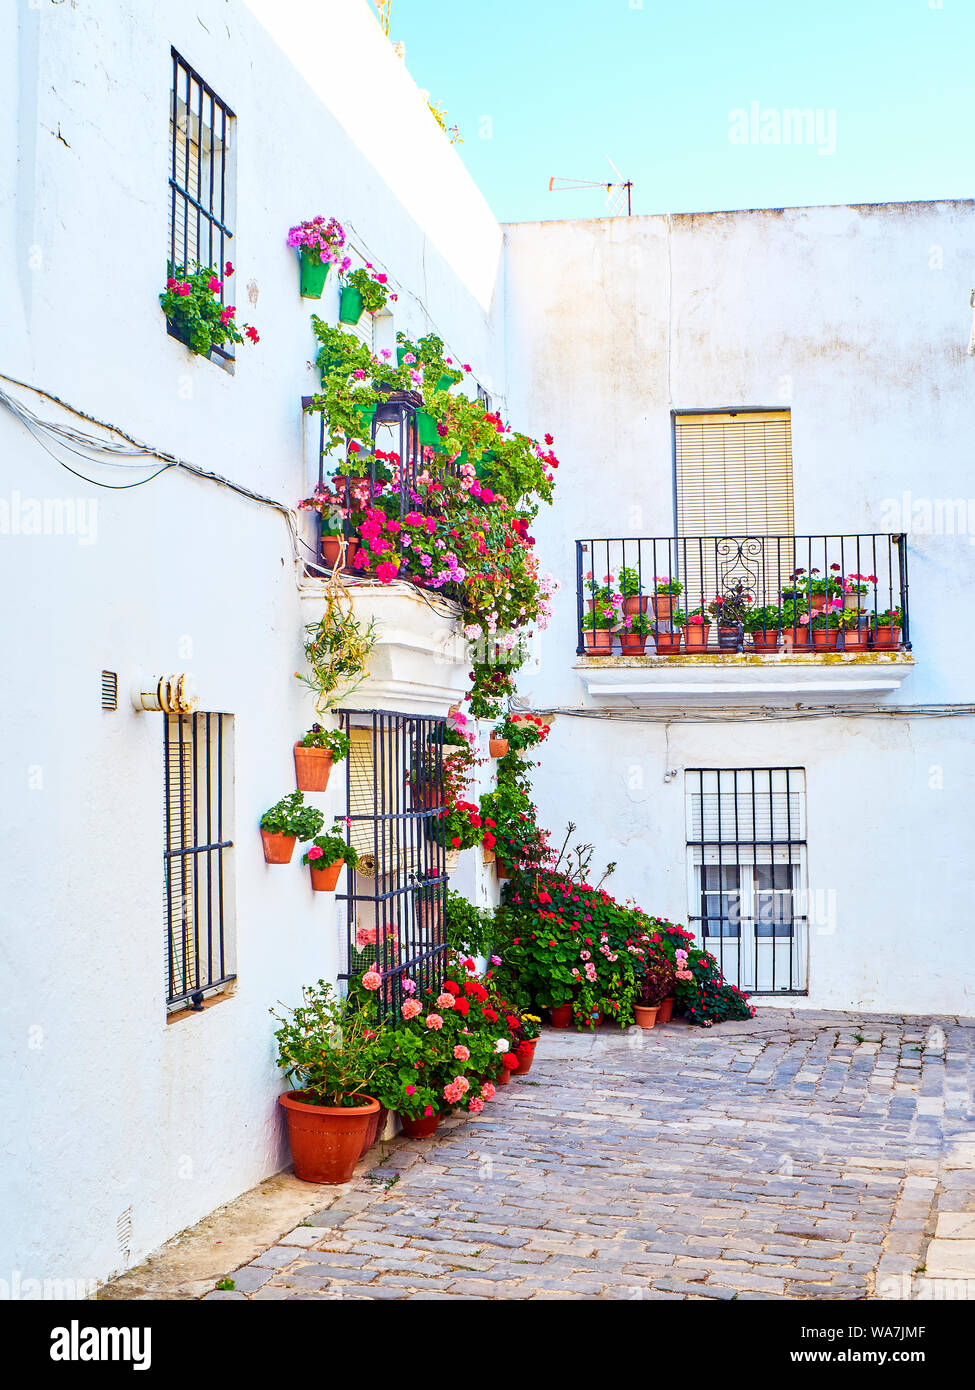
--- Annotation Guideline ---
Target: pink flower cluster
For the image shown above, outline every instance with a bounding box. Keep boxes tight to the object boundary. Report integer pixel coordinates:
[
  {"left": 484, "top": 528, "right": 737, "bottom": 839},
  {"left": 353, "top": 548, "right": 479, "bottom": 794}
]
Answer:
[
  {"left": 287, "top": 215, "right": 350, "bottom": 272},
  {"left": 443, "top": 1075, "right": 470, "bottom": 1104}
]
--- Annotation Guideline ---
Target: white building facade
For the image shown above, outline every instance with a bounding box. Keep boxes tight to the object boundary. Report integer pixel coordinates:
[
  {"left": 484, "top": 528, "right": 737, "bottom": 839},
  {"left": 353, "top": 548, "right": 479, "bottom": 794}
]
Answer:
[{"left": 1, "top": 0, "right": 972, "bottom": 1292}]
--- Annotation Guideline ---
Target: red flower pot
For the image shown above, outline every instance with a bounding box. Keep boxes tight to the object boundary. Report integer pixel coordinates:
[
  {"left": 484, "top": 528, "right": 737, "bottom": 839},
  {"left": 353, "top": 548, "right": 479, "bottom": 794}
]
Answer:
[
  {"left": 399, "top": 1110, "right": 440, "bottom": 1139},
  {"left": 513, "top": 1039, "right": 538, "bottom": 1074},
  {"left": 279, "top": 1090, "right": 379, "bottom": 1184},
  {"left": 619, "top": 634, "right": 648, "bottom": 655},
  {"left": 496, "top": 861, "right": 511, "bottom": 880},
  {"left": 496, "top": 1066, "right": 511, "bottom": 1086},
  {"left": 549, "top": 1003, "right": 572, "bottom": 1028},
  {"left": 656, "top": 996, "right": 675, "bottom": 1023},
  {"left": 261, "top": 829, "right": 296, "bottom": 864},
  {"left": 320, "top": 536, "right": 359, "bottom": 571},
  {"left": 583, "top": 630, "right": 612, "bottom": 652},
  {"left": 359, "top": 1104, "right": 388, "bottom": 1157},
  {"left": 812, "top": 628, "right": 840, "bottom": 649},
  {"left": 489, "top": 738, "right": 509, "bottom": 758},
  {"left": 682, "top": 623, "right": 710, "bottom": 650},
  {"left": 750, "top": 632, "right": 781, "bottom": 653},
  {"left": 843, "top": 627, "right": 871, "bottom": 650},
  {"left": 654, "top": 632, "right": 682, "bottom": 655},
  {"left": 633, "top": 1004, "right": 658, "bottom": 1029},
  {"left": 872, "top": 626, "right": 902, "bottom": 649},
  {"left": 309, "top": 859, "right": 344, "bottom": 892},
  {"left": 294, "top": 743, "right": 334, "bottom": 792},
  {"left": 623, "top": 595, "right": 649, "bottom": 616},
  {"left": 652, "top": 595, "right": 674, "bottom": 620},
  {"left": 781, "top": 626, "right": 811, "bottom": 651}
]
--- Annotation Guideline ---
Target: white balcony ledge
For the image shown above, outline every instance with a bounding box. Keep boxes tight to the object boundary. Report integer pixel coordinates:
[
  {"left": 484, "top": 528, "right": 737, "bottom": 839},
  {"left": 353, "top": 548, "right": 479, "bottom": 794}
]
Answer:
[
  {"left": 298, "top": 578, "right": 468, "bottom": 716},
  {"left": 574, "top": 651, "right": 915, "bottom": 707}
]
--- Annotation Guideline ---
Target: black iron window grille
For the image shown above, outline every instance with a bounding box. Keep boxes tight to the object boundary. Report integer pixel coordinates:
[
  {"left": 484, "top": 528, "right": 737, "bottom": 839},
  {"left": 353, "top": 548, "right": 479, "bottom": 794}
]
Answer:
[
  {"left": 302, "top": 392, "right": 463, "bottom": 593},
  {"left": 575, "top": 534, "right": 910, "bottom": 655},
  {"left": 164, "top": 713, "right": 235, "bottom": 1011},
  {"left": 686, "top": 768, "right": 808, "bottom": 995},
  {"left": 168, "top": 49, "right": 235, "bottom": 361},
  {"left": 337, "top": 710, "right": 449, "bottom": 1017}
]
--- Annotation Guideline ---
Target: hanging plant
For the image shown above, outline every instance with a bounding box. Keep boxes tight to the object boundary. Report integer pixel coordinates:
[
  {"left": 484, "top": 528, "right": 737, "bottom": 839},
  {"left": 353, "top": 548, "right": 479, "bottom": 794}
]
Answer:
[
  {"left": 295, "top": 567, "right": 378, "bottom": 710},
  {"left": 339, "top": 265, "right": 397, "bottom": 324},
  {"left": 159, "top": 261, "right": 259, "bottom": 356},
  {"left": 288, "top": 216, "right": 350, "bottom": 298}
]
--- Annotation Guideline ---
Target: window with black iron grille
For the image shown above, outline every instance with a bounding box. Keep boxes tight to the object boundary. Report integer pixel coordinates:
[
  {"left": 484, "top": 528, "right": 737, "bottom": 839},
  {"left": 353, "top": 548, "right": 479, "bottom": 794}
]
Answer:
[
  {"left": 337, "top": 710, "right": 449, "bottom": 1016},
  {"left": 164, "top": 713, "right": 236, "bottom": 1011},
  {"left": 685, "top": 768, "right": 807, "bottom": 995},
  {"left": 168, "top": 49, "right": 236, "bottom": 361}
]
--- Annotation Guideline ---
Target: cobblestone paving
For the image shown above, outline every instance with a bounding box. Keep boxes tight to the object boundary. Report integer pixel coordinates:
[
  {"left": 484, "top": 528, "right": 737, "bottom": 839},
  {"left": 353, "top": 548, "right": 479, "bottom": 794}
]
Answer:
[{"left": 206, "top": 1011, "right": 975, "bottom": 1301}]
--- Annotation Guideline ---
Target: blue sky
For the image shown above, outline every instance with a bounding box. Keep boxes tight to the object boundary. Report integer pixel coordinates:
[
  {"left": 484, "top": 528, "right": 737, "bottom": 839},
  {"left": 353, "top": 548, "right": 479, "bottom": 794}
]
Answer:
[{"left": 388, "top": 0, "right": 975, "bottom": 223}]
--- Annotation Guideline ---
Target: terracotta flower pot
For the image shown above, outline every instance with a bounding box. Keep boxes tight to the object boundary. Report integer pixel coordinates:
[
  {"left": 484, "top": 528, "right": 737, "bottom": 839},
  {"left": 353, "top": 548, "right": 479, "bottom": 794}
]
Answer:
[
  {"left": 261, "top": 829, "right": 296, "bottom": 864},
  {"left": 583, "top": 630, "right": 613, "bottom": 652},
  {"left": 549, "top": 1003, "right": 573, "bottom": 1029},
  {"left": 495, "top": 1065, "right": 511, "bottom": 1086},
  {"left": 842, "top": 627, "right": 871, "bottom": 650},
  {"left": 810, "top": 593, "right": 829, "bottom": 612},
  {"left": 781, "top": 626, "right": 811, "bottom": 651},
  {"left": 398, "top": 1110, "right": 440, "bottom": 1139},
  {"left": 489, "top": 737, "right": 509, "bottom": 758},
  {"left": 294, "top": 743, "right": 334, "bottom": 792},
  {"left": 652, "top": 594, "right": 674, "bottom": 620},
  {"left": 359, "top": 1104, "right": 388, "bottom": 1157},
  {"left": 811, "top": 628, "right": 840, "bottom": 649},
  {"left": 309, "top": 859, "right": 344, "bottom": 891},
  {"left": 654, "top": 632, "right": 682, "bottom": 655},
  {"left": 656, "top": 996, "right": 675, "bottom": 1023},
  {"left": 619, "top": 634, "right": 648, "bottom": 655},
  {"left": 623, "top": 595, "right": 649, "bottom": 616},
  {"left": 496, "top": 861, "right": 511, "bottom": 880},
  {"left": 513, "top": 1039, "right": 538, "bottom": 1075},
  {"left": 682, "top": 623, "right": 710, "bottom": 650},
  {"left": 633, "top": 1004, "right": 659, "bottom": 1030},
  {"left": 872, "top": 626, "right": 902, "bottom": 649},
  {"left": 750, "top": 632, "right": 781, "bottom": 653},
  {"left": 320, "top": 536, "right": 360, "bottom": 572},
  {"left": 482, "top": 845, "right": 496, "bottom": 865},
  {"left": 279, "top": 1090, "right": 379, "bottom": 1184}
]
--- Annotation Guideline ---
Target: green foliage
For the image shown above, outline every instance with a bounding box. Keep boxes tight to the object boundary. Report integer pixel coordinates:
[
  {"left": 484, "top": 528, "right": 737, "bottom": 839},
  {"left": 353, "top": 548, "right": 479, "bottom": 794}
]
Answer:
[
  {"left": 302, "top": 826, "right": 359, "bottom": 869},
  {"left": 160, "top": 262, "right": 257, "bottom": 357},
  {"left": 260, "top": 792, "right": 324, "bottom": 841},
  {"left": 445, "top": 889, "right": 495, "bottom": 956},
  {"left": 297, "top": 724, "right": 350, "bottom": 759},
  {"left": 296, "top": 595, "right": 377, "bottom": 712},
  {"left": 272, "top": 981, "right": 381, "bottom": 1107}
]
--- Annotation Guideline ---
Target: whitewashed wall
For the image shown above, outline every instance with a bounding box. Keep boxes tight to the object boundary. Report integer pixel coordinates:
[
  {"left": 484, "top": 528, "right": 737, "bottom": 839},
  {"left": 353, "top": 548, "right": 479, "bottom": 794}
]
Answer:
[
  {"left": 504, "top": 203, "right": 975, "bottom": 1017},
  {"left": 0, "top": 0, "right": 502, "bottom": 1289}
]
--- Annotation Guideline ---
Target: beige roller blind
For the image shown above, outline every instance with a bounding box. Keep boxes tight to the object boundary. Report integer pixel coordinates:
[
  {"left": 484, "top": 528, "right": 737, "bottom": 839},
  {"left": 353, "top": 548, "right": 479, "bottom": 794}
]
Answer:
[
  {"left": 675, "top": 412, "right": 795, "bottom": 608},
  {"left": 346, "top": 727, "right": 419, "bottom": 877}
]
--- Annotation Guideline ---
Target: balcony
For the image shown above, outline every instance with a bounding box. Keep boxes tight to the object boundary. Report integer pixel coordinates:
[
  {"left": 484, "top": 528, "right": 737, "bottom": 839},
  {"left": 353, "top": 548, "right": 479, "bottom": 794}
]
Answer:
[{"left": 574, "top": 534, "right": 915, "bottom": 706}]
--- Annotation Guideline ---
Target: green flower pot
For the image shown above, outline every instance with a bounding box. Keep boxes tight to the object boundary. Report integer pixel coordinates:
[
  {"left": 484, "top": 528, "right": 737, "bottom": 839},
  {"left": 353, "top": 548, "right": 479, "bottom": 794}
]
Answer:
[
  {"left": 416, "top": 410, "right": 440, "bottom": 448},
  {"left": 475, "top": 449, "right": 496, "bottom": 480},
  {"left": 353, "top": 403, "right": 376, "bottom": 434},
  {"left": 436, "top": 374, "right": 453, "bottom": 392},
  {"left": 396, "top": 346, "right": 408, "bottom": 366},
  {"left": 299, "top": 249, "right": 330, "bottom": 299},
  {"left": 339, "top": 285, "right": 364, "bottom": 325}
]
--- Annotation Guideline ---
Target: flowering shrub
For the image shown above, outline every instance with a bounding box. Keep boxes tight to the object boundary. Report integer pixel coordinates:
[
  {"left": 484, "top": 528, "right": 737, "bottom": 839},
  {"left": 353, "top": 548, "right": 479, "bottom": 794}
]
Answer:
[
  {"left": 288, "top": 215, "right": 350, "bottom": 269},
  {"left": 495, "top": 712, "right": 551, "bottom": 754},
  {"left": 479, "top": 784, "right": 549, "bottom": 872},
  {"left": 272, "top": 981, "right": 381, "bottom": 1107},
  {"left": 259, "top": 791, "right": 324, "bottom": 841},
  {"left": 342, "top": 264, "right": 397, "bottom": 313},
  {"left": 160, "top": 261, "right": 258, "bottom": 356},
  {"left": 301, "top": 824, "right": 359, "bottom": 869},
  {"left": 297, "top": 723, "right": 350, "bottom": 759}
]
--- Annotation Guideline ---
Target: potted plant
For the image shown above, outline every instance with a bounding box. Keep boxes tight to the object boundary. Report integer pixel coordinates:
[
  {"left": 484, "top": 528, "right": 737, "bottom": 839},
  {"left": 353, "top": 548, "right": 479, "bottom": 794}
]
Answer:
[
  {"left": 810, "top": 607, "right": 842, "bottom": 649},
  {"left": 652, "top": 575, "right": 683, "bottom": 620},
  {"left": 744, "top": 604, "right": 782, "bottom": 653},
  {"left": 839, "top": 605, "right": 870, "bottom": 649},
  {"left": 619, "top": 611, "right": 654, "bottom": 655},
  {"left": 259, "top": 791, "right": 324, "bottom": 864},
  {"left": 679, "top": 607, "right": 711, "bottom": 651},
  {"left": 294, "top": 724, "right": 350, "bottom": 792},
  {"left": 338, "top": 264, "right": 396, "bottom": 325},
  {"left": 287, "top": 216, "right": 349, "bottom": 298},
  {"left": 709, "top": 585, "right": 751, "bottom": 650},
  {"left": 489, "top": 726, "right": 510, "bottom": 757},
  {"left": 581, "top": 603, "right": 614, "bottom": 652},
  {"left": 302, "top": 824, "right": 359, "bottom": 891},
  {"left": 779, "top": 597, "right": 812, "bottom": 651},
  {"left": 634, "top": 953, "right": 676, "bottom": 1029},
  {"left": 843, "top": 572, "right": 877, "bottom": 610},
  {"left": 160, "top": 262, "right": 259, "bottom": 356},
  {"left": 653, "top": 624, "right": 682, "bottom": 655},
  {"left": 872, "top": 607, "right": 903, "bottom": 649},
  {"left": 272, "top": 982, "right": 381, "bottom": 1184},
  {"left": 512, "top": 1013, "right": 541, "bottom": 1073},
  {"left": 496, "top": 712, "right": 551, "bottom": 761},
  {"left": 618, "top": 566, "right": 648, "bottom": 616}
]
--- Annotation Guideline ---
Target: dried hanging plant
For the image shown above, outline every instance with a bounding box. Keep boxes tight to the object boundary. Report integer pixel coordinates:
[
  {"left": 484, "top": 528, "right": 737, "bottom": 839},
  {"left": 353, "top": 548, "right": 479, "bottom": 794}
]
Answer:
[{"left": 296, "top": 553, "right": 377, "bottom": 711}]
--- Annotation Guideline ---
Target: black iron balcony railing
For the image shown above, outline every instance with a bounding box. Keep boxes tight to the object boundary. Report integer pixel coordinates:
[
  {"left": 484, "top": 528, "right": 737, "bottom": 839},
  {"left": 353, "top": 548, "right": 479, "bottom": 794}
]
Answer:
[
  {"left": 575, "top": 534, "right": 911, "bottom": 657},
  {"left": 301, "top": 392, "right": 462, "bottom": 595}
]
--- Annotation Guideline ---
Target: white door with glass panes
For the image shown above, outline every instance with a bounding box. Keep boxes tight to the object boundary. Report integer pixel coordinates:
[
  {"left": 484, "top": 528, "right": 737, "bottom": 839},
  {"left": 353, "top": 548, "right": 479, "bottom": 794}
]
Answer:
[{"left": 685, "top": 769, "right": 808, "bottom": 994}]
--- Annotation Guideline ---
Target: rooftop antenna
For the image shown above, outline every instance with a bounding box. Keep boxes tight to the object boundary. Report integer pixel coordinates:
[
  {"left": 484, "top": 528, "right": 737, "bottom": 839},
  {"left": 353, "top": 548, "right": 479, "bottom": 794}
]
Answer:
[{"left": 548, "top": 155, "right": 633, "bottom": 215}]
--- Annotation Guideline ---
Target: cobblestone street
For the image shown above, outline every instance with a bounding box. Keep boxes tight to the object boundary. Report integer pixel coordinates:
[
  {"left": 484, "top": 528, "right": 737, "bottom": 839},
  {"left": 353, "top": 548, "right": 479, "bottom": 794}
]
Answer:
[{"left": 197, "top": 1010, "right": 975, "bottom": 1301}]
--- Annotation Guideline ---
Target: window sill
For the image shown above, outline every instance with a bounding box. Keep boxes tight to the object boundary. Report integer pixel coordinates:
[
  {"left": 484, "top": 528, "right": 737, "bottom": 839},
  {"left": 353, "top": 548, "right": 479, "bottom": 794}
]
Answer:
[
  {"left": 574, "top": 651, "right": 915, "bottom": 706},
  {"left": 166, "top": 983, "right": 236, "bottom": 1025}
]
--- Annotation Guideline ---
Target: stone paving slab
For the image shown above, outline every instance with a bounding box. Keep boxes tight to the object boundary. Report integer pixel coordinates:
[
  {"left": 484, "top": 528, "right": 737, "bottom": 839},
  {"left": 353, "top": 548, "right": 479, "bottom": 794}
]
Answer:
[{"left": 194, "top": 1010, "right": 975, "bottom": 1302}]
